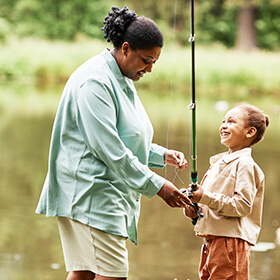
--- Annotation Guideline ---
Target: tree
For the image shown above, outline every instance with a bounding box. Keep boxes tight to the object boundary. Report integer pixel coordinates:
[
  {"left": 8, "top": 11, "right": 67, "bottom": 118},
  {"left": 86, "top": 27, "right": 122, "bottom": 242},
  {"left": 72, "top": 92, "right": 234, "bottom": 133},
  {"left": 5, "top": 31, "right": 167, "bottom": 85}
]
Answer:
[
  {"left": 0, "top": 0, "right": 279, "bottom": 49},
  {"left": 235, "top": 2, "right": 257, "bottom": 50},
  {"left": 0, "top": 0, "right": 115, "bottom": 40},
  {"left": 229, "top": 0, "right": 280, "bottom": 50},
  {"left": 197, "top": 0, "right": 280, "bottom": 50}
]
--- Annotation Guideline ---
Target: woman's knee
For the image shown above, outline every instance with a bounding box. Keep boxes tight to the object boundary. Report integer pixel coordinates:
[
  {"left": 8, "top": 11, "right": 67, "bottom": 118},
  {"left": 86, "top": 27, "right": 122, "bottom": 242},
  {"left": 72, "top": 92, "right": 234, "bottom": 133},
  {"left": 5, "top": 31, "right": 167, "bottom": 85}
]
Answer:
[
  {"left": 95, "top": 275, "right": 127, "bottom": 280},
  {"left": 66, "top": 271, "right": 95, "bottom": 280}
]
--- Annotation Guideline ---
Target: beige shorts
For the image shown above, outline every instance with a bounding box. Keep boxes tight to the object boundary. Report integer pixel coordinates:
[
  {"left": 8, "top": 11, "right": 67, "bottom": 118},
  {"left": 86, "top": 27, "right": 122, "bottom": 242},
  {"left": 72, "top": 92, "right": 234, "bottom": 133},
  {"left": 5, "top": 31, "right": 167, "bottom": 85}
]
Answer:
[{"left": 57, "top": 217, "right": 128, "bottom": 277}]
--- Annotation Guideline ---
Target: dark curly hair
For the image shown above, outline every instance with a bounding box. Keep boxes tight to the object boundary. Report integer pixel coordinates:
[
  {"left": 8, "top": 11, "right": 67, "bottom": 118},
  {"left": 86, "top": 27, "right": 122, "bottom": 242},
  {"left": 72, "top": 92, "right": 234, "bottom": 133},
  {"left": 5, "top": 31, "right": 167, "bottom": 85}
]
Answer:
[{"left": 102, "top": 6, "right": 163, "bottom": 50}]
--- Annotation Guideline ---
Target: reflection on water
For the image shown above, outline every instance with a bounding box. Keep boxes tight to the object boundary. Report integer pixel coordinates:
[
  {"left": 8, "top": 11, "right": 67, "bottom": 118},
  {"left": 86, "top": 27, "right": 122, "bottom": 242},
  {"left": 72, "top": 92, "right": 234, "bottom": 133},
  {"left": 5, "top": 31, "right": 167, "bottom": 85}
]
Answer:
[{"left": 0, "top": 84, "right": 280, "bottom": 280}]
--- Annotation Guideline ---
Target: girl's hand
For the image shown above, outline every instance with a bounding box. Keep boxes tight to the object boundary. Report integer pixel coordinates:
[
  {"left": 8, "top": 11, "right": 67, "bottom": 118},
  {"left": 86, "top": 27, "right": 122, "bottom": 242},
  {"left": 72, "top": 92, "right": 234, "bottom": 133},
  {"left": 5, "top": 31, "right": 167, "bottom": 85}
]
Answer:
[
  {"left": 164, "top": 150, "right": 188, "bottom": 169},
  {"left": 189, "top": 184, "right": 204, "bottom": 203}
]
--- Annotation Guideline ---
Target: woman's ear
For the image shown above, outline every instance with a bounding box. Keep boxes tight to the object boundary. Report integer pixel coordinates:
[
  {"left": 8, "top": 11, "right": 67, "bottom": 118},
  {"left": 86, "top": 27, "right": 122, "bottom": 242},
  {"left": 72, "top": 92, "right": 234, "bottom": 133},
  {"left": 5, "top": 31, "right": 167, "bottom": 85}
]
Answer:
[
  {"left": 121, "top": 42, "right": 131, "bottom": 56},
  {"left": 246, "top": 127, "right": 257, "bottom": 139}
]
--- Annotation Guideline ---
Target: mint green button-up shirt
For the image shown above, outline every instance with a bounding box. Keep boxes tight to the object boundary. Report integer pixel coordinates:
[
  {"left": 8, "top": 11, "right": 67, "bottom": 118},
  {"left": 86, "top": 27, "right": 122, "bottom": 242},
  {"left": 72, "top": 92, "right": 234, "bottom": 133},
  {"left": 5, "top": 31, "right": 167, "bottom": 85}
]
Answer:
[{"left": 36, "top": 48, "right": 166, "bottom": 245}]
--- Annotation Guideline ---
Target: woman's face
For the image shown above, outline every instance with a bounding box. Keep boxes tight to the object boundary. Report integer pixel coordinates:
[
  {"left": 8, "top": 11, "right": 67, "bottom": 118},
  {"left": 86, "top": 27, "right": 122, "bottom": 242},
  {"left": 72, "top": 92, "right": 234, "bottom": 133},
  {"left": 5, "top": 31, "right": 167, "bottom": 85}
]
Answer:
[{"left": 120, "top": 43, "right": 161, "bottom": 81}]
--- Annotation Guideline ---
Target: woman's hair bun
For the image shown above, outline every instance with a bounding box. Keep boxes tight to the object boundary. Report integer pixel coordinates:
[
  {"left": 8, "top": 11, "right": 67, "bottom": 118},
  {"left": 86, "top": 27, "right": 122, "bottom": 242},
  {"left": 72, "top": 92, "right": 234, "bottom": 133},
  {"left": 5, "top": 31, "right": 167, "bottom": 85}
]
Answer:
[{"left": 102, "top": 6, "right": 138, "bottom": 48}]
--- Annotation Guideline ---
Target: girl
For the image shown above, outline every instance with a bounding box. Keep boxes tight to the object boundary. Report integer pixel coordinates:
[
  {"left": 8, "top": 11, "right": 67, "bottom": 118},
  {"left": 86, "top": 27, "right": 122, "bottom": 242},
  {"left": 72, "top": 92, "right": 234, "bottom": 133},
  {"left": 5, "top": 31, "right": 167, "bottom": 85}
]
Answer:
[{"left": 184, "top": 104, "right": 269, "bottom": 280}]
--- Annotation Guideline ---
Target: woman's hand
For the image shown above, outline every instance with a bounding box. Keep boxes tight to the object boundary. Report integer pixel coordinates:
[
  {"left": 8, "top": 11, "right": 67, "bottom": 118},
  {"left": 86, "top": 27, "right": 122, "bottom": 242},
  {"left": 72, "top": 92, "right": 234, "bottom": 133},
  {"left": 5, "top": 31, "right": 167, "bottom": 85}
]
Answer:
[
  {"left": 157, "top": 180, "right": 191, "bottom": 208},
  {"left": 183, "top": 204, "right": 199, "bottom": 219},
  {"left": 164, "top": 150, "right": 188, "bottom": 169}
]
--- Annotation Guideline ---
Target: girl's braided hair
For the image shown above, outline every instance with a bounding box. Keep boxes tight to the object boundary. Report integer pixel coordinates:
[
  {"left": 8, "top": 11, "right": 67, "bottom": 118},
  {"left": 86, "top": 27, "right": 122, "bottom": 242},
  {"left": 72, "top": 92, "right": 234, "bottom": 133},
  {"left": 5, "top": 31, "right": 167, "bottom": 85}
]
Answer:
[{"left": 102, "top": 6, "right": 163, "bottom": 50}]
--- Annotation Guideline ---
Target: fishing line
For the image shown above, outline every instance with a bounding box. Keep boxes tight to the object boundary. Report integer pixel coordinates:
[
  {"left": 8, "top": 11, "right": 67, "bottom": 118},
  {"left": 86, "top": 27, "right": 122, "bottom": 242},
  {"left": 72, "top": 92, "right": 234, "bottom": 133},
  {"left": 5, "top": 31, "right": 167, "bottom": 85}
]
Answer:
[
  {"left": 172, "top": 167, "right": 185, "bottom": 185},
  {"left": 165, "top": 0, "right": 178, "bottom": 179},
  {"left": 165, "top": 0, "right": 187, "bottom": 186}
]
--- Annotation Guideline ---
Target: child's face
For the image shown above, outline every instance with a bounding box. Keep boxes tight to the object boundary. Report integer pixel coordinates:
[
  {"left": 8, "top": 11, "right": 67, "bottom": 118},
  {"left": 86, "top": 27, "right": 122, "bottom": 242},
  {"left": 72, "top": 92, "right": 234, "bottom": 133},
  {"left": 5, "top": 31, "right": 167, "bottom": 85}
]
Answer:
[{"left": 219, "top": 108, "right": 252, "bottom": 153}]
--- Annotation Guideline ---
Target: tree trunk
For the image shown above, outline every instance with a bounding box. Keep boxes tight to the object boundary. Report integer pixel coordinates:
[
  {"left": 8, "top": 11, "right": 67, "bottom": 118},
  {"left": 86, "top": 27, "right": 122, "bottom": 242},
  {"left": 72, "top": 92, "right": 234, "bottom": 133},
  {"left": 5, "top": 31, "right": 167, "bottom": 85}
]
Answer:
[{"left": 235, "top": 3, "right": 257, "bottom": 51}]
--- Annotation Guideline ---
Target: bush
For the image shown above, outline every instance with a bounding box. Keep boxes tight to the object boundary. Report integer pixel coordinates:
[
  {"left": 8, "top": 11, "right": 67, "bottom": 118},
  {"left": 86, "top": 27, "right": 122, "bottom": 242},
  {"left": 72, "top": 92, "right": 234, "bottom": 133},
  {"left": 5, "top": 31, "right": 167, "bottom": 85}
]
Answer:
[
  {"left": 256, "top": 2, "right": 280, "bottom": 50},
  {"left": 196, "top": 0, "right": 239, "bottom": 48},
  {"left": 195, "top": 0, "right": 280, "bottom": 50},
  {"left": 1, "top": 0, "right": 116, "bottom": 40},
  {"left": 0, "top": 17, "right": 11, "bottom": 43}
]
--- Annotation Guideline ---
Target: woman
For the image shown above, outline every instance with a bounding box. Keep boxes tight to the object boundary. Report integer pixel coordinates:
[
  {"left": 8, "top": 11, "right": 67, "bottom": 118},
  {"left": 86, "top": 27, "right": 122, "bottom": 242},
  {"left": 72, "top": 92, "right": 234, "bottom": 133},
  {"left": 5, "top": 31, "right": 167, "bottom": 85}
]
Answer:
[{"left": 36, "top": 6, "right": 190, "bottom": 280}]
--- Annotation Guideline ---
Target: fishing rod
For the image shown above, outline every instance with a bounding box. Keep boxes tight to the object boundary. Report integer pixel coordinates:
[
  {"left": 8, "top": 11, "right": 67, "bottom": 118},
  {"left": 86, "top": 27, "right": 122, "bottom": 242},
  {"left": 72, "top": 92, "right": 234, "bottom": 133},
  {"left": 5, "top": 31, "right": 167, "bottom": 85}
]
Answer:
[{"left": 182, "top": 0, "right": 204, "bottom": 225}]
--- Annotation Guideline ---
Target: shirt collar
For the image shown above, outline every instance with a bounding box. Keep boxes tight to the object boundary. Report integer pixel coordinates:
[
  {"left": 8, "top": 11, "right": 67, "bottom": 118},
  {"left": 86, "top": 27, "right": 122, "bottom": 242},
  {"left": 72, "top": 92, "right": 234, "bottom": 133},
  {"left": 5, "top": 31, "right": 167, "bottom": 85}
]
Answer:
[
  {"left": 210, "top": 147, "right": 252, "bottom": 165},
  {"left": 101, "top": 48, "right": 136, "bottom": 94}
]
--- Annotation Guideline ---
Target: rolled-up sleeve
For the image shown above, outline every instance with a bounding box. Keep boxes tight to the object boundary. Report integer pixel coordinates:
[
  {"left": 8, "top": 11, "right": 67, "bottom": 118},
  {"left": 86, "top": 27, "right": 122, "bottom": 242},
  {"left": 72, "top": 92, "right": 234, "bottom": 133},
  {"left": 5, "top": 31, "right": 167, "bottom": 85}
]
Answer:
[{"left": 148, "top": 143, "right": 167, "bottom": 168}]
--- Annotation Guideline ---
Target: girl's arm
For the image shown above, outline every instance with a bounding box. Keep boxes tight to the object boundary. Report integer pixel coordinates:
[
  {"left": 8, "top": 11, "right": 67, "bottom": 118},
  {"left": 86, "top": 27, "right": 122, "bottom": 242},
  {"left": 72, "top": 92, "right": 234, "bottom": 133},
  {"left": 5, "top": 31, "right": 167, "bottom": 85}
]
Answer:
[{"left": 191, "top": 160, "right": 263, "bottom": 217}]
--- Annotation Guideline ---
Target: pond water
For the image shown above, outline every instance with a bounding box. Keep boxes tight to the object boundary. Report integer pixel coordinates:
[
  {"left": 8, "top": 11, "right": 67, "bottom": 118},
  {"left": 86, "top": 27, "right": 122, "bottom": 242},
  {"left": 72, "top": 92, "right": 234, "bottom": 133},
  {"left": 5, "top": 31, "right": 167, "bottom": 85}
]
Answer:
[{"left": 0, "top": 83, "right": 280, "bottom": 280}]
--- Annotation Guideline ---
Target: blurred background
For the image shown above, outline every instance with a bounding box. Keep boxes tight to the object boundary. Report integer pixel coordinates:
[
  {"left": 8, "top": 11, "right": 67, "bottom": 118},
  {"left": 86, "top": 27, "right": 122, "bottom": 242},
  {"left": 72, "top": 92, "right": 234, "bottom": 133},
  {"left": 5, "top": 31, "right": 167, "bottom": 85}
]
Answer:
[{"left": 0, "top": 0, "right": 279, "bottom": 279}]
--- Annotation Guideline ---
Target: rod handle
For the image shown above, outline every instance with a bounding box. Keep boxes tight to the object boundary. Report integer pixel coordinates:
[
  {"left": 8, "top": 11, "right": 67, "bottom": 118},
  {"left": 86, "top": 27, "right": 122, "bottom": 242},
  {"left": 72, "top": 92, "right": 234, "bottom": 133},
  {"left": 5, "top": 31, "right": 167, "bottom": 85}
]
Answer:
[{"left": 181, "top": 188, "right": 204, "bottom": 225}]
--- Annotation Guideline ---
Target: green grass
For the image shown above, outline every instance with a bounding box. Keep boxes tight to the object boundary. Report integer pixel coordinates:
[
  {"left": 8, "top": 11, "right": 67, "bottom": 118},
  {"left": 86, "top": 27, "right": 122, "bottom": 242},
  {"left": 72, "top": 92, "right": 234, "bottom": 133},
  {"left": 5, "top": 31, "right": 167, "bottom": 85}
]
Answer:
[
  {"left": 0, "top": 37, "right": 279, "bottom": 100},
  {"left": 145, "top": 44, "right": 280, "bottom": 99},
  {"left": 0, "top": 37, "right": 107, "bottom": 84},
  {"left": 0, "top": 37, "right": 279, "bottom": 140}
]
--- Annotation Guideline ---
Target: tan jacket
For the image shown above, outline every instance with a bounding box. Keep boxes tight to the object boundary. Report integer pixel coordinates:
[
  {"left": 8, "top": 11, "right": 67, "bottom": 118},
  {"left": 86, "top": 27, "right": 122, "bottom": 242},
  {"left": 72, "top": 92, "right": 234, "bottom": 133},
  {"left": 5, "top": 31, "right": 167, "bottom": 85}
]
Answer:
[{"left": 194, "top": 148, "right": 265, "bottom": 245}]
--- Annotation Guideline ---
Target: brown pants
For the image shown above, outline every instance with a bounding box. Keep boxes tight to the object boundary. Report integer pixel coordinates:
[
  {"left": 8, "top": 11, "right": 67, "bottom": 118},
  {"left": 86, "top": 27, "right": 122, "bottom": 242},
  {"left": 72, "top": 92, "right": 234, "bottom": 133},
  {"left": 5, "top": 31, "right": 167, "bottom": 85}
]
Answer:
[{"left": 199, "top": 236, "right": 250, "bottom": 280}]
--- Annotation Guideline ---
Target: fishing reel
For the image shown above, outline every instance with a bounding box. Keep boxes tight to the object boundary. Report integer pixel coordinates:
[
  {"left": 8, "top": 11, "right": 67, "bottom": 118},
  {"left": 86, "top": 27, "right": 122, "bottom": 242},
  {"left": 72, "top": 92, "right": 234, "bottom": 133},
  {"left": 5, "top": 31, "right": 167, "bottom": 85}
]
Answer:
[{"left": 181, "top": 187, "right": 204, "bottom": 225}]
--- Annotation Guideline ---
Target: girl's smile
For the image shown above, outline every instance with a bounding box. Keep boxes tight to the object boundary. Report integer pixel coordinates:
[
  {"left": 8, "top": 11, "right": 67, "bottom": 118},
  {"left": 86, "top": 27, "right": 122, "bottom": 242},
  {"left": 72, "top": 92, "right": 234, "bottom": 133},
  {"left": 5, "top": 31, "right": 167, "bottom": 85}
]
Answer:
[{"left": 219, "top": 108, "right": 256, "bottom": 153}]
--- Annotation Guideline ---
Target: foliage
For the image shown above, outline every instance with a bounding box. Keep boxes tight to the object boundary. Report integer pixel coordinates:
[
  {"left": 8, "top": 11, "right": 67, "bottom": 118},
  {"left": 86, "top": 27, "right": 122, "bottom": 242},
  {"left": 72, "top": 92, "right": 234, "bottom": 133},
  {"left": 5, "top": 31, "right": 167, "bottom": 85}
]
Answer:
[
  {"left": 123, "top": 0, "right": 191, "bottom": 44},
  {"left": 122, "top": 0, "right": 280, "bottom": 50},
  {"left": 0, "top": 0, "right": 116, "bottom": 40},
  {"left": 196, "top": 0, "right": 280, "bottom": 50},
  {"left": 0, "top": 0, "right": 279, "bottom": 49},
  {"left": 256, "top": 2, "right": 280, "bottom": 50},
  {"left": 196, "top": 0, "right": 239, "bottom": 48},
  {"left": 0, "top": 17, "right": 10, "bottom": 42}
]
